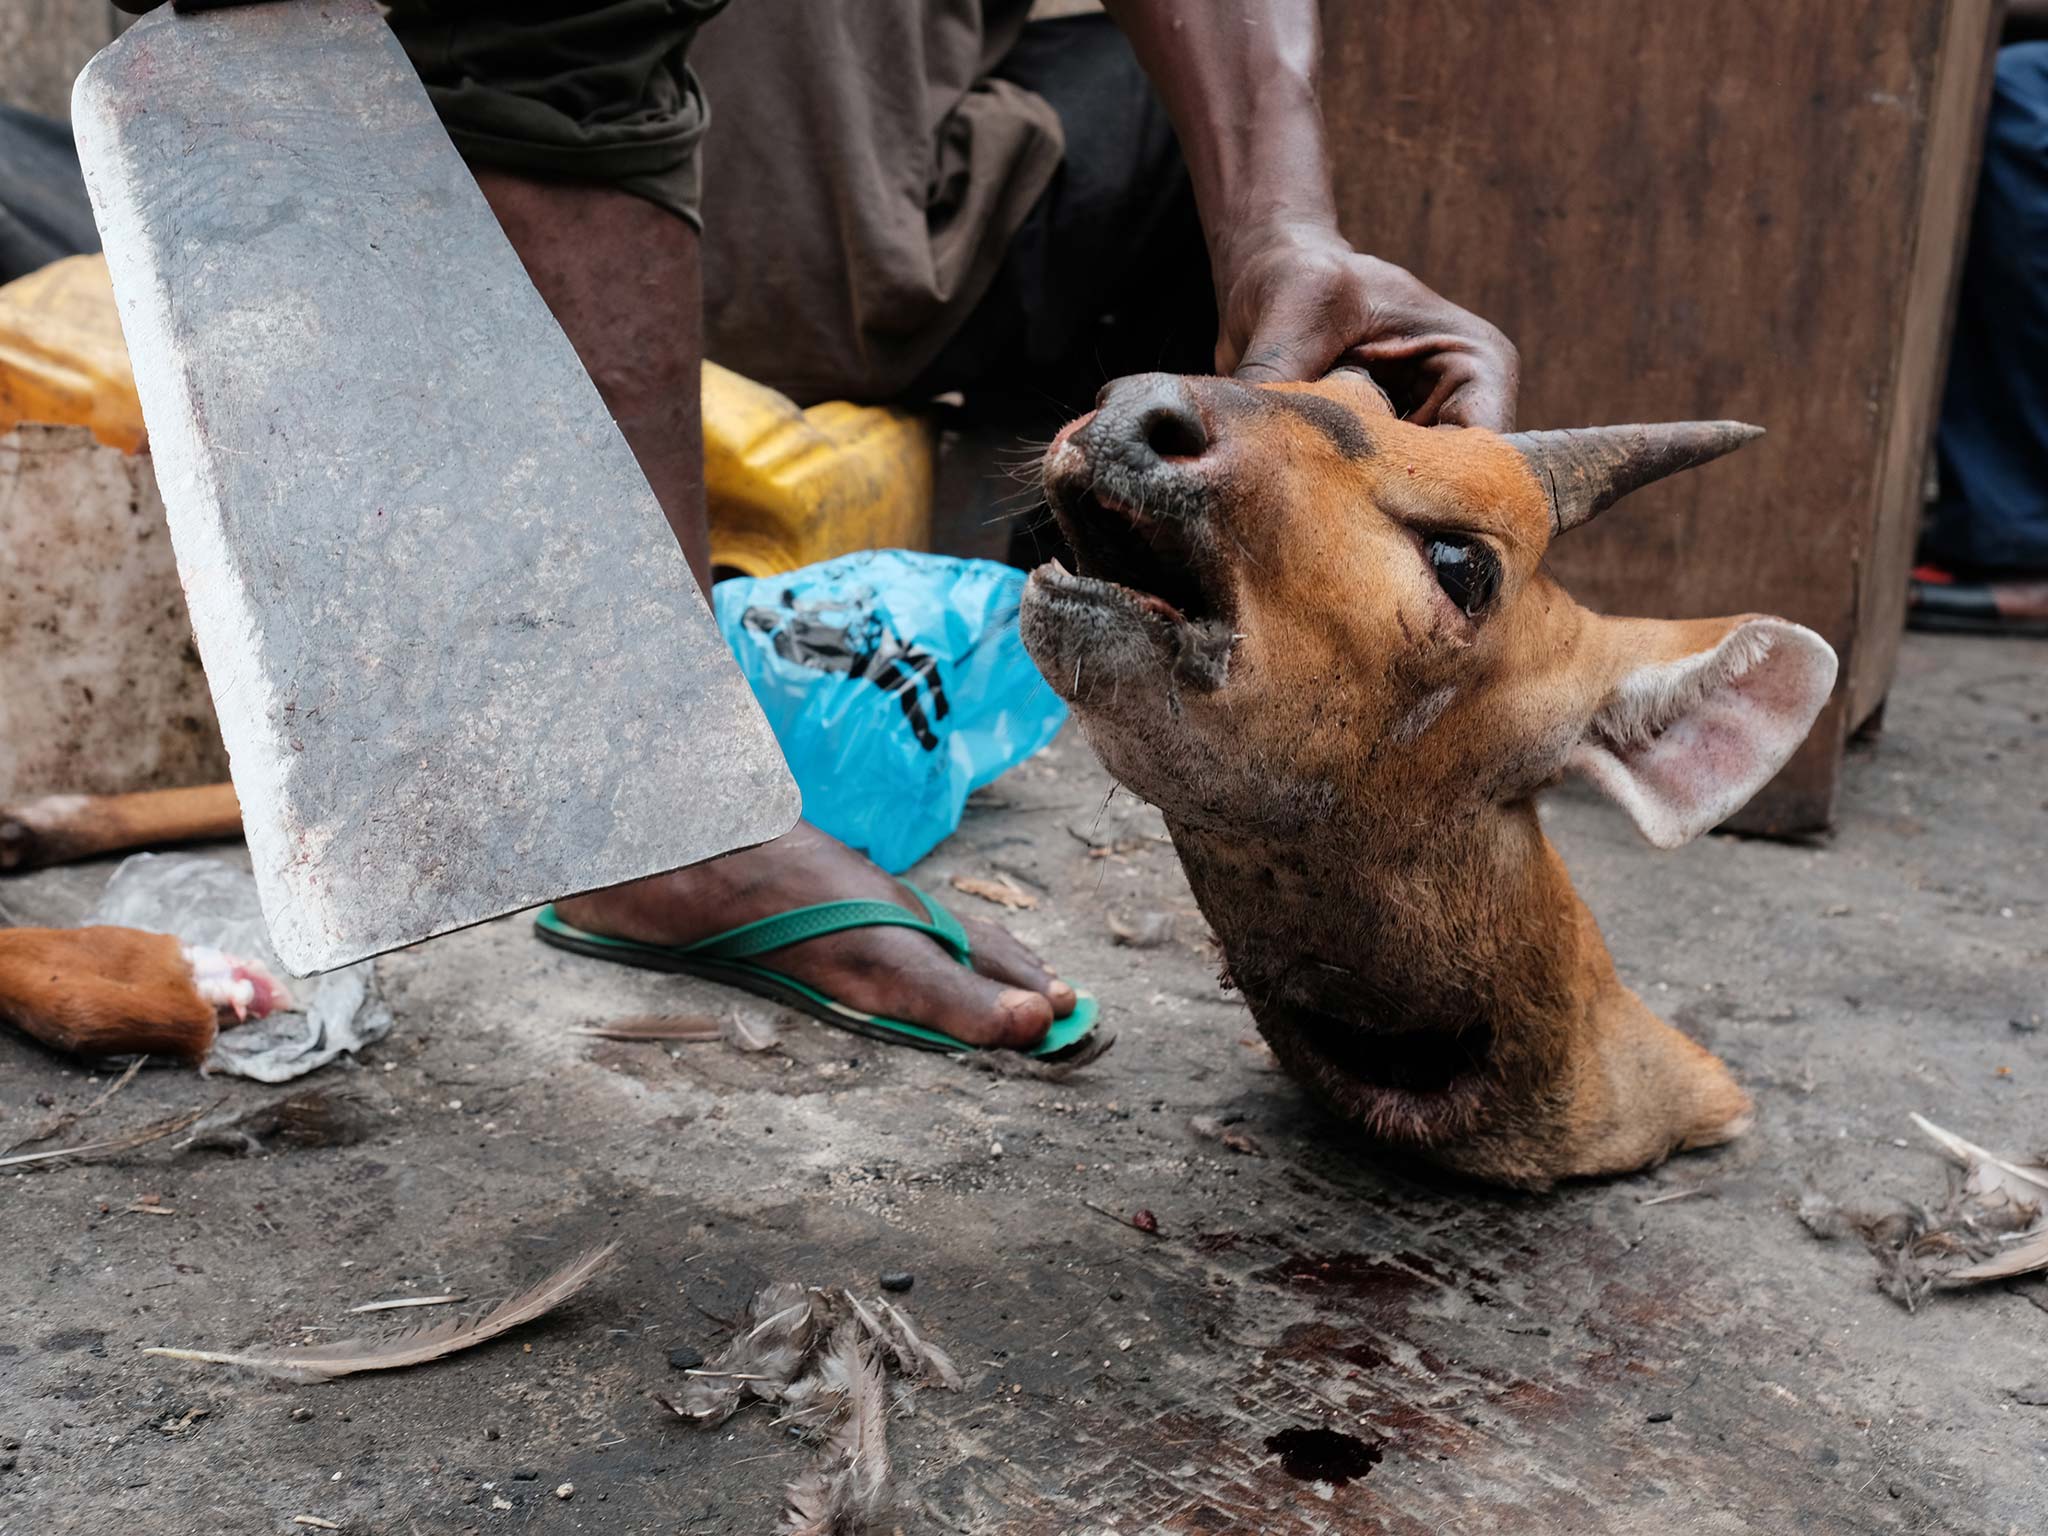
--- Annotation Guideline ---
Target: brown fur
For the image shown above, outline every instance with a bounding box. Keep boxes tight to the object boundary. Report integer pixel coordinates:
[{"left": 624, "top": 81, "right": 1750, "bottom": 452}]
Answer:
[
  {"left": 0, "top": 927, "right": 217, "bottom": 1060},
  {"left": 0, "top": 783, "right": 242, "bottom": 873},
  {"left": 1021, "top": 372, "right": 1814, "bottom": 1188}
]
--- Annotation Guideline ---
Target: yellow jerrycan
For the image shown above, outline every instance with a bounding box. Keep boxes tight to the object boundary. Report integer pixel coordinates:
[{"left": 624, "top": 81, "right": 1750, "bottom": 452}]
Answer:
[
  {"left": 0, "top": 253, "right": 145, "bottom": 453},
  {"left": 701, "top": 360, "right": 934, "bottom": 578}
]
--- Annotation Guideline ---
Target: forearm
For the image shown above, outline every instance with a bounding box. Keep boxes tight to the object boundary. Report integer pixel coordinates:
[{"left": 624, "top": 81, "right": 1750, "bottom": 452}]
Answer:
[
  {"left": 1074, "top": 0, "right": 1516, "bottom": 420},
  {"left": 1100, "top": 0, "right": 1338, "bottom": 281}
]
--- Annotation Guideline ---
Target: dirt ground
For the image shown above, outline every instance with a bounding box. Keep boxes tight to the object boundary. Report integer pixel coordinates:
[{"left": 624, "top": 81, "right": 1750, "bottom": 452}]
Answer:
[{"left": 1, "top": 630, "right": 2042, "bottom": 1536}]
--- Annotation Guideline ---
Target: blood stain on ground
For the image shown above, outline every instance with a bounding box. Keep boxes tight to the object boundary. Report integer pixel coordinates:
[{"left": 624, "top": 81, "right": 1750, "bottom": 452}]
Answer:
[{"left": 1263, "top": 1425, "right": 1386, "bottom": 1485}]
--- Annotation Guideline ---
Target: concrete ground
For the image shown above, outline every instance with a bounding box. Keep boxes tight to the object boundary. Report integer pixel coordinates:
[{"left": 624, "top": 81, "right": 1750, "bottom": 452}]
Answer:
[{"left": 1, "top": 630, "right": 2042, "bottom": 1536}]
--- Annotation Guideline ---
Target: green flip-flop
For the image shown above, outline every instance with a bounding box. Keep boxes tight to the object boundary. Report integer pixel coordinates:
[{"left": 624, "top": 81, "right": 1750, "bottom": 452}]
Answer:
[{"left": 533, "top": 890, "right": 1098, "bottom": 1058}]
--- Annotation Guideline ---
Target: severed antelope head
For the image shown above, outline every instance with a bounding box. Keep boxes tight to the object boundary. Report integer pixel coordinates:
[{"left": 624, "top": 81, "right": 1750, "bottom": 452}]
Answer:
[{"left": 1020, "top": 371, "right": 1835, "bottom": 1188}]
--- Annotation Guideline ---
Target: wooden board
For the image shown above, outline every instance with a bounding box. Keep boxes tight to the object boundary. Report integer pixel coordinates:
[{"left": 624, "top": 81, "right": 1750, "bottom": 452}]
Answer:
[
  {"left": 1322, "top": 0, "right": 1999, "bottom": 832},
  {"left": 1852, "top": 0, "right": 2002, "bottom": 730}
]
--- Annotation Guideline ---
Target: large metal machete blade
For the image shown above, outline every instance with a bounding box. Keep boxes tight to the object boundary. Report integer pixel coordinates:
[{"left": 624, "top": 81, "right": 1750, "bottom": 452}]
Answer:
[{"left": 71, "top": 0, "right": 799, "bottom": 974}]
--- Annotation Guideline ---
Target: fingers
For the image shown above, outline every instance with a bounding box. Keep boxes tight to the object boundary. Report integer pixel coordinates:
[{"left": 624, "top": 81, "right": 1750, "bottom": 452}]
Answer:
[
  {"left": 1223, "top": 254, "right": 1356, "bottom": 383},
  {"left": 1349, "top": 323, "right": 1520, "bottom": 432},
  {"left": 1232, "top": 345, "right": 1324, "bottom": 386},
  {"left": 1430, "top": 330, "right": 1521, "bottom": 433},
  {"left": 1436, "top": 379, "right": 1517, "bottom": 434},
  {"left": 1222, "top": 249, "right": 1519, "bottom": 429},
  {"left": 1229, "top": 299, "right": 1346, "bottom": 386}
]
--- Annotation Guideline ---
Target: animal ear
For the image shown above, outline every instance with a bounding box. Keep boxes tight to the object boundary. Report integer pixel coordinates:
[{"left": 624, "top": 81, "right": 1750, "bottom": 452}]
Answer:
[{"left": 1568, "top": 616, "right": 1837, "bottom": 848}]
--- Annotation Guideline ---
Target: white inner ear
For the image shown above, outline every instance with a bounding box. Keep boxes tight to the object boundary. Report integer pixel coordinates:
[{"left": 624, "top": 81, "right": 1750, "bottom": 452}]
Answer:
[{"left": 1568, "top": 618, "right": 1838, "bottom": 848}]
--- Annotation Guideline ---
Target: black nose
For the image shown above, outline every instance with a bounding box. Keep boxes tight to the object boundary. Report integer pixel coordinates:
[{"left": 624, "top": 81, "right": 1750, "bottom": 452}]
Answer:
[{"left": 1087, "top": 373, "right": 1210, "bottom": 470}]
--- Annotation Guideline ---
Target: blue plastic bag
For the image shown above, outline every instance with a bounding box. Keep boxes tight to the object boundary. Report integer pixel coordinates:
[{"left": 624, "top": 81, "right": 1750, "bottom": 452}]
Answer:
[{"left": 714, "top": 550, "right": 1068, "bottom": 874}]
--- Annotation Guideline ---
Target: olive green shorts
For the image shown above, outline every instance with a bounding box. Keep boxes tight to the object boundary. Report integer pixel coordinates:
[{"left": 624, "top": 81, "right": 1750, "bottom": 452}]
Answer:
[{"left": 384, "top": 0, "right": 730, "bottom": 227}]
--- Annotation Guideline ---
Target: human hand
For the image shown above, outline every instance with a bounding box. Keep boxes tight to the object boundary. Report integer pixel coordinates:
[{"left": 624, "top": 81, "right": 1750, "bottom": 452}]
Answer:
[{"left": 1216, "top": 223, "right": 1520, "bottom": 431}]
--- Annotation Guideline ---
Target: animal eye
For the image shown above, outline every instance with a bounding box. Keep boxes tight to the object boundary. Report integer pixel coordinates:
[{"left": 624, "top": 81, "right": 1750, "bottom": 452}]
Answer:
[{"left": 1424, "top": 536, "right": 1500, "bottom": 615}]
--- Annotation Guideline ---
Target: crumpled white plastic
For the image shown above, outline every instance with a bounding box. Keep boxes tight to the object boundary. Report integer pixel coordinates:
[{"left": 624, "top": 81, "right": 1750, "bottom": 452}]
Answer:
[{"left": 87, "top": 853, "right": 392, "bottom": 1082}]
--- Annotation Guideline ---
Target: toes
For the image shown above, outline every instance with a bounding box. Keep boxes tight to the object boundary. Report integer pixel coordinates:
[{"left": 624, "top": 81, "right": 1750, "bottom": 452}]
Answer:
[
  {"left": 962, "top": 917, "right": 1077, "bottom": 1018},
  {"left": 987, "top": 987, "right": 1057, "bottom": 1049},
  {"left": 794, "top": 928, "right": 1055, "bottom": 1049},
  {"left": 900, "top": 960, "right": 1054, "bottom": 1049}
]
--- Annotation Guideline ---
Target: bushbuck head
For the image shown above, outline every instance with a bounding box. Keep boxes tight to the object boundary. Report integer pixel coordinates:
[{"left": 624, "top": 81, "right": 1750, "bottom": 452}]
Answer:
[{"left": 1020, "top": 371, "right": 1836, "bottom": 1187}]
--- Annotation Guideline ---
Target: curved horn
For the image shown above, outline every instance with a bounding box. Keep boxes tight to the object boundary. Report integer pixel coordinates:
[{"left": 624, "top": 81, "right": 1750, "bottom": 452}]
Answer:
[{"left": 1502, "top": 421, "right": 1764, "bottom": 536}]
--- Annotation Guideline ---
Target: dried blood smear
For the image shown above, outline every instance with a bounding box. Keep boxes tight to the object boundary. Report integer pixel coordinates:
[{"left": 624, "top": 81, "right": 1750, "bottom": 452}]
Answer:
[{"left": 182, "top": 944, "right": 295, "bottom": 1023}]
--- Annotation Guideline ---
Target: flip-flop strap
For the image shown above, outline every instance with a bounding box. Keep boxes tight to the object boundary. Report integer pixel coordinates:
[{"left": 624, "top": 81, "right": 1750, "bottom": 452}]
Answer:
[
  {"left": 910, "top": 886, "right": 971, "bottom": 957},
  {"left": 683, "top": 892, "right": 972, "bottom": 965}
]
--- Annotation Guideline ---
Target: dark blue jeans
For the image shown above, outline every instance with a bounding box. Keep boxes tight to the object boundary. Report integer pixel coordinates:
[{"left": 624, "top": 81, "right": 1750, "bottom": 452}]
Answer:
[{"left": 1926, "top": 42, "right": 2048, "bottom": 574}]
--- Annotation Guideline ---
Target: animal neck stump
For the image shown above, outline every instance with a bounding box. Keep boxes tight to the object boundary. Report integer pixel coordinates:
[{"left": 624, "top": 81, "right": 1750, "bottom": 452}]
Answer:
[{"left": 1021, "top": 372, "right": 1836, "bottom": 1189}]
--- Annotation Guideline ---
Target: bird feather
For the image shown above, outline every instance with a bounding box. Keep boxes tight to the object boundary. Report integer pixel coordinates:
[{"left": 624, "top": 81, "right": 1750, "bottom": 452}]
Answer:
[
  {"left": 1911, "top": 1112, "right": 2048, "bottom": 1211},
  {"left": 144, "top": 1242, "right": 616, "bottom": 1380},
  {"left": 877, "top": 1299, "right": 963, "bottom": 1391},
  {"left": 722, "top": 1009, "right": 782, "bottom": 1053},
  {"left": 1, "top": 1102, "right": 216, "bottom": 1171},
  {"left": 1948, "top": 1226, "right": 2048, "bottom": 1284},
  {"left": 570, "top": 1014, "right": 722, "bottom": 1041},
  {"left": 664, "top": 1281, "right": 819, "bottom": 1424},
  {"left": 779, "top": 1335, "right": 891, "bottom": 1535}
]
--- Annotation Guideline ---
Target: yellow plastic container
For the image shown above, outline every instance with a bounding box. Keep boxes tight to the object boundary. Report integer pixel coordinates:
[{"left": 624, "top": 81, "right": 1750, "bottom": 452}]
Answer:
[
  {"left": 0, "top": 253, "right": 145, "bottom": 454},
  {"left": 702, "top": 360, "right": 934, "bottom": 578}
]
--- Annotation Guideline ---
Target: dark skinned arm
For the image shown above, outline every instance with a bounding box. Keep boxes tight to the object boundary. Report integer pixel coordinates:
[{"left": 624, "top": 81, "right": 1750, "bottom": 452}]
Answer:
[{"left": 1099, "top": 0, "right": 1519, "bottom": 430}]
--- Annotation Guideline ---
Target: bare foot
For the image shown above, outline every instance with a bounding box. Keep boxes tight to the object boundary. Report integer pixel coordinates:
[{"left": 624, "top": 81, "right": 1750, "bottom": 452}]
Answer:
[{"left": 555, "top": 822, "right": 1076, "bottom": 1048}]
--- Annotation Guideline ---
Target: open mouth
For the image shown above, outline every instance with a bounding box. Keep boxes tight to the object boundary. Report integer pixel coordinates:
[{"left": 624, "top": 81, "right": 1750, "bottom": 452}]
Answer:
[
  {"left": 1062, "top": 486, "right": 1225, "bottom": 626},
  {"left": 1286, "top": 1009, "right": 1498, "bottom": 1142},
  {"left": 1026, "top": 435, "right": 1243, "bottom": 693},
  {"left": 1040, "top": 470, "right": 1235, "bottom": 631}
]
